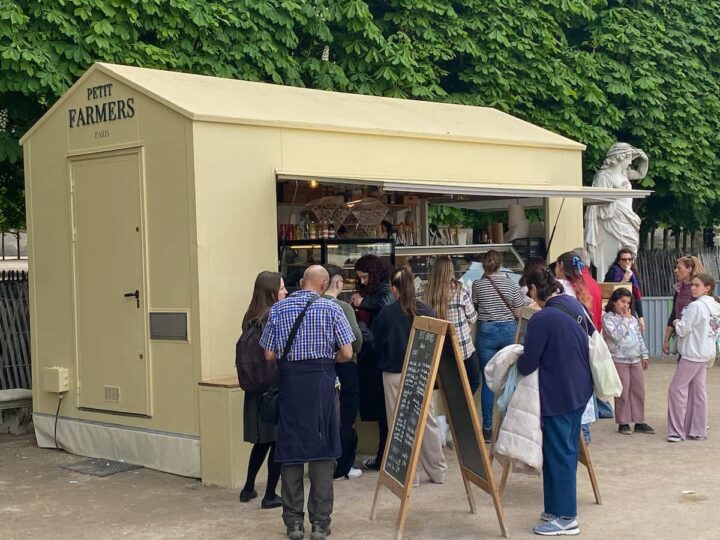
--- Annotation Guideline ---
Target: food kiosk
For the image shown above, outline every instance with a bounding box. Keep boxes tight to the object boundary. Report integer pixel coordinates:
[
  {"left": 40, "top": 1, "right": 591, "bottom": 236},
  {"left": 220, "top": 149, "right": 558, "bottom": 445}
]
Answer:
[{"left": 20, "top": 63, "right": 649, "bottom": 487}]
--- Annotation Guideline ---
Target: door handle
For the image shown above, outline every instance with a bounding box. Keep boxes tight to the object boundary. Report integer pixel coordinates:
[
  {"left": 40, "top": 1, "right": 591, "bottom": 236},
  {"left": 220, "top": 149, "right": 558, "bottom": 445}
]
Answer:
[{"left": 124, "top": 290, "right": 140, "bottom": 308}]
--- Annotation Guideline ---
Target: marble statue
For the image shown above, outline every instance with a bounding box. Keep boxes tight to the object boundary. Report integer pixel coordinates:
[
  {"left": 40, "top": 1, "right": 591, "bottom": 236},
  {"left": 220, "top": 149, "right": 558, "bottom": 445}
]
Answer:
[{"left": 584, "top": 142, "right": 649, "bottom": 274}]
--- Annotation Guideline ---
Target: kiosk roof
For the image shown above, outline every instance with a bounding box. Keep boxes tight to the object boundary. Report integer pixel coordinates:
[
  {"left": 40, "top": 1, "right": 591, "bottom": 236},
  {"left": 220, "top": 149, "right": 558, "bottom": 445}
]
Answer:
[{"left": 22, "top": 63, "right": 585, "bottom": 151}]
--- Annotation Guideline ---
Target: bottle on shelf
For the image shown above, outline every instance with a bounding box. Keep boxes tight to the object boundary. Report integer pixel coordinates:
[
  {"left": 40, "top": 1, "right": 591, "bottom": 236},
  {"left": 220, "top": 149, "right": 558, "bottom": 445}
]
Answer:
[
  {"left": 309, "top": 221, "right": 317, "bottom": 239},
  {"left": 328, "top": 221, "right": 336, "bottom": 239},
  {"left": 321, "top": 221, "right": 329, "bottom": 239}
]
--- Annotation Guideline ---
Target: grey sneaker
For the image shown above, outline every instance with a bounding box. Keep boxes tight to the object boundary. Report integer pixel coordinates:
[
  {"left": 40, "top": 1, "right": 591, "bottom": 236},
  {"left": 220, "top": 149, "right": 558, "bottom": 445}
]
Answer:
[
  {"left": 310, "top": 522, "right": 331, "bottom": 540},
  {"left": 287, "top": 523, "right": 304, "bottom": 540},
  {"left": 534, "top": 517, "right": 580, "bottom": 536}
]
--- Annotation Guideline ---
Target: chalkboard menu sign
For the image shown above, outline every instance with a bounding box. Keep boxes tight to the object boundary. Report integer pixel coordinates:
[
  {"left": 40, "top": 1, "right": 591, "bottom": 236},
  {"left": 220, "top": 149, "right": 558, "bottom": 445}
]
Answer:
[
  {"left": 371, "top": 316, "right": 508, "bottom": 539},
  {"left": 384, "top": 328, "right": 437, "bottom": 486}
]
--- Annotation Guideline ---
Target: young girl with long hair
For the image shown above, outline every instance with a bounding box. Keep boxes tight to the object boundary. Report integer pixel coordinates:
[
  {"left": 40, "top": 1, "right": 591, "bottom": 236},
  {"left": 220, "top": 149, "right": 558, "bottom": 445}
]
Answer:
[
  {"left": 603, "top": 288, "right": 654, "bottom": 435},
  {"left": 238, "top": 271, "right": 287, "bottom": 508},
  {"left": 423, "top": 256, "right": 479, "bottom": 393},
  {"left": 668, "top": 273, "right": 720, "bottom": 442},
  {"left": 372, "top": 267, "right": 447, "bottom": 484}
]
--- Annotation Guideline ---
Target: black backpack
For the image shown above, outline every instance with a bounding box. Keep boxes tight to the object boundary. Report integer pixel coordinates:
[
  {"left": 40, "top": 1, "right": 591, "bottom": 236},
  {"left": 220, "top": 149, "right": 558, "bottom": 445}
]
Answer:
[{"left": 235, "top": 319, "right": 276, "bottom": 393}]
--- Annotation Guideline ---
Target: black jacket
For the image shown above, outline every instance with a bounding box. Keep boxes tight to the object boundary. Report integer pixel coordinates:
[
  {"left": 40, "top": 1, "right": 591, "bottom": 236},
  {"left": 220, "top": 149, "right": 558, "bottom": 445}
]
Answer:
[{"left": 371, "top": 301, "right": 435, "bottom": 373}]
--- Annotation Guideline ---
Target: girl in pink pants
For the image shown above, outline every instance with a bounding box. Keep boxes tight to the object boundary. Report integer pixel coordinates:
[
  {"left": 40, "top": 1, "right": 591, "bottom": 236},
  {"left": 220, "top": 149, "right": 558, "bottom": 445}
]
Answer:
[
  {"left": 603, "top": 288, "right": 654, "bottom": 435},
  {"left": 668, "top": 273, "right": 720, "bottom": 442}
]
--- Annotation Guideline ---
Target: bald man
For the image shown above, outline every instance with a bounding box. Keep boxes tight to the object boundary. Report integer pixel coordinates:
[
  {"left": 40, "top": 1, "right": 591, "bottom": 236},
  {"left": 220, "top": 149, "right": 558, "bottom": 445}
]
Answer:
[{"left": 261, "top": 265, "right": 355, "bottom": 540}]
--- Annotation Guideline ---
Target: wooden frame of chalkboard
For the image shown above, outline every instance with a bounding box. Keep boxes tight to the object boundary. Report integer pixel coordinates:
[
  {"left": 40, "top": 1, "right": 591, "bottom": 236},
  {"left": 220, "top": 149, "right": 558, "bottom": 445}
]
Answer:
[
  {"left": 370, "top": 316, "right": 508, "bottom": 539},
  {"left": 492, "top": 306, "right": 602, "bottom": 505}
]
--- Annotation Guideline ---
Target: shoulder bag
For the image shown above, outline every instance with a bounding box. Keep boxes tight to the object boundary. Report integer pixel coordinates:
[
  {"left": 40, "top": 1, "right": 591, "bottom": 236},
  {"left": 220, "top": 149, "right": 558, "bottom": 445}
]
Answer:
[
  {"left": 548, "top": 302, "right": 623, "bottom": 399},
  {"left": 258, "top": 295, "right": 320, "bottom": 424}
]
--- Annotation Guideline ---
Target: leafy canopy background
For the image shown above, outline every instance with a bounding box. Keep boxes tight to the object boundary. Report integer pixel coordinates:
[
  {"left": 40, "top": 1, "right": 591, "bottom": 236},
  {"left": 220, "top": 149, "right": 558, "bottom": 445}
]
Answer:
[{"left": 2, "top": 0, "right": 719, "bottom": 232}]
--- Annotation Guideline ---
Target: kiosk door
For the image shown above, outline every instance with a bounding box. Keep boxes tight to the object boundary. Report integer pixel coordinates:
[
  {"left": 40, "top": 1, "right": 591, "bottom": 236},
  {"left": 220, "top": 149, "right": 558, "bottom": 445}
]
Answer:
[{"left": 70, "top": 150, "right": 150, "bottom": 416}]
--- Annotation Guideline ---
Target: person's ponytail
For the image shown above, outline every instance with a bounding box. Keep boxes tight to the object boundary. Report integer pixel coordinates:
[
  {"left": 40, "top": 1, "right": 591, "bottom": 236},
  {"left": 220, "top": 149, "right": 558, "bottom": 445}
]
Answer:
[
  {"left": 391, "top": 267, "right": 418, "bottom": 317},
  {"left": 526, "top": 267, "right": 564, "bottom": 302}
]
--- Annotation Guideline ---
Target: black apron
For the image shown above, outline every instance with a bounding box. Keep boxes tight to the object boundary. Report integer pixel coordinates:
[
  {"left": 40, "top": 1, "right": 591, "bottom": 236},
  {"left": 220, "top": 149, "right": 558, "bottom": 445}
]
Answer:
[{"left": 275, "top": 357, "right": 341, "bottom": 464}]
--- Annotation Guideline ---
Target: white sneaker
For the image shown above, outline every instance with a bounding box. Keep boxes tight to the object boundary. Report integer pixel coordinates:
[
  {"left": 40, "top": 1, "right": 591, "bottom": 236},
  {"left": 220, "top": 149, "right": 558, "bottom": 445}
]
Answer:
[
  {"left": 346, "top": 467, "right": 363, "bottom": 479},
  {"left": 667, "top": 436, "right": 682, "bottom": 443}
]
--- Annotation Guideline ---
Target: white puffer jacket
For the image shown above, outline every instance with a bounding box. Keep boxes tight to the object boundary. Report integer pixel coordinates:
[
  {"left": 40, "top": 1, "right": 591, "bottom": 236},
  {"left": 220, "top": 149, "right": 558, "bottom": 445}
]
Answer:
[{"left": 484, "top": 344, "right": 542, "bottom": 475}]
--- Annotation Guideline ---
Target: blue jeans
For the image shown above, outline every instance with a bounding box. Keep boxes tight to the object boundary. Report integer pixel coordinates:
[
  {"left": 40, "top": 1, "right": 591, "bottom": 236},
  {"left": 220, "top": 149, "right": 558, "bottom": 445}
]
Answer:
[
  {"left": 542, "top": 406, "right": 584, "bottom": 519},
  {"left": 476, "top": 320, "right": 517, "bottom": 430}
]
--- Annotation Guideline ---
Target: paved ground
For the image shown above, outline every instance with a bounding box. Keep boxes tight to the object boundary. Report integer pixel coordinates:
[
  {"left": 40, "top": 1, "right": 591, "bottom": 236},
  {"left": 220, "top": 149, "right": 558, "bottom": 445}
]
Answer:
[{"left": 2, "top": 362, "right": 719, "bottom": 539}]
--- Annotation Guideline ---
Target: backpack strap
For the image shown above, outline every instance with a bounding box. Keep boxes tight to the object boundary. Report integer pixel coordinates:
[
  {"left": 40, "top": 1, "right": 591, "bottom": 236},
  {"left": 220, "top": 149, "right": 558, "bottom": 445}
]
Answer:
[{"left": 547, "top": 301, "right": 593, "bottom": 335}]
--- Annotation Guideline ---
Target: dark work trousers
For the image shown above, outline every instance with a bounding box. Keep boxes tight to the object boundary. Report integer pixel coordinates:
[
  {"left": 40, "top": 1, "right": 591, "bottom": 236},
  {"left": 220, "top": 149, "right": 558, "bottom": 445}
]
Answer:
[
  {"left": 281, "top": 460, "right": 335, "bottom": 528},
  {"left": 542, "top": 405, "right": 584, "bottom": 519},
  {"left": 334, "top": 361, "right": 360, "bottom": 477}
]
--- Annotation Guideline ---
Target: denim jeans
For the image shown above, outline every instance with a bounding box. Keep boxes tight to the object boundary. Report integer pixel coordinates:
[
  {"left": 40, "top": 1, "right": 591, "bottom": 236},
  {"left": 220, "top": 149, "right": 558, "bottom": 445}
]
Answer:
[
  {"left": 476, "top": 320, "right": 517, "bottom": 430},
  {"left": 542, "top": 406, "right": 584, "bottom": 519}
]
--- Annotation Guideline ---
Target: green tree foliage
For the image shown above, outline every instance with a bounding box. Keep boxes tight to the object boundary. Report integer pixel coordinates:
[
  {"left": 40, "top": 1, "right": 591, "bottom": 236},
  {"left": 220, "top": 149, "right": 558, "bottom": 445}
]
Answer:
[{"left": 2, "top": 0, "right": 720, "bottom": 231}]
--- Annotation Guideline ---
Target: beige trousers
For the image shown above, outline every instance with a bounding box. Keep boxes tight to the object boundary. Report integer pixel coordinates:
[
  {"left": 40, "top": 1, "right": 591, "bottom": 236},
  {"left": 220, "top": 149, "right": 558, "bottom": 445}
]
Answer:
[{"left": 382, "top": 371, "right": 447, "bottom": 484}]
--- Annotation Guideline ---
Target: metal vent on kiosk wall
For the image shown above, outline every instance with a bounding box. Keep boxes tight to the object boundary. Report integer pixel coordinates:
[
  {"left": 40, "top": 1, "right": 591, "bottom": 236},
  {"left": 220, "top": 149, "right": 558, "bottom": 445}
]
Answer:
[{"left": 104, "top": 385, "right": 121, "bottom": 402}]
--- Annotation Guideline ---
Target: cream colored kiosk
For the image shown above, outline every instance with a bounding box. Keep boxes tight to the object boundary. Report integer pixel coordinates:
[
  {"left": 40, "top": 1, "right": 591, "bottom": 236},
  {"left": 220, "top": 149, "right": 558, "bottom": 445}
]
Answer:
[{"left": 21, "top": 63, "right": 649, "bottom": 487}]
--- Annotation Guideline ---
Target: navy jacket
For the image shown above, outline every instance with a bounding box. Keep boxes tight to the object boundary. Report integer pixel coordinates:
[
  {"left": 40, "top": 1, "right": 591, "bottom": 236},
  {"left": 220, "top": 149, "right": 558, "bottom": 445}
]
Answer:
[{"left": 517, "top": 294, "right": 594, "bottom": 417}]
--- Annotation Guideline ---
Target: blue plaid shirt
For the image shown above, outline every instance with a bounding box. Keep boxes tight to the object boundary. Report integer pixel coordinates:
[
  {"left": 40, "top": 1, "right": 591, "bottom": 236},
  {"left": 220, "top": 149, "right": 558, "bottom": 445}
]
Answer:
[{"left": 260, "top": 290, "right": 355, "bottom": 361}]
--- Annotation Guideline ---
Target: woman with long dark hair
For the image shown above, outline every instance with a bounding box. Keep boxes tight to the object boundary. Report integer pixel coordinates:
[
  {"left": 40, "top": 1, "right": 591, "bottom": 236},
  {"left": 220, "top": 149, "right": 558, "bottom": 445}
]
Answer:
[
  {"left": 518, "top": 268, "right": 594, "bottom": 536},
  {"left": 604, "top": 248, "right": 645, "bottom": 332},
  {"left": 350, "top": 254, "right": 395, "bottom": 471},
  {"left": 238, "top": 271, "right": 287, "bottom": 508},
  {"left": 373, "top": 267, "right": 447, "bottom": 483}
]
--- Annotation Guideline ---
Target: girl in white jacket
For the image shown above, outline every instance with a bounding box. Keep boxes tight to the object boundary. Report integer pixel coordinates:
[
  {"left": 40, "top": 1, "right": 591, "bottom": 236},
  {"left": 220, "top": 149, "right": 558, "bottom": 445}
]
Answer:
[{"left": 667, "top": 273, "right": 720, "bottom": 442}]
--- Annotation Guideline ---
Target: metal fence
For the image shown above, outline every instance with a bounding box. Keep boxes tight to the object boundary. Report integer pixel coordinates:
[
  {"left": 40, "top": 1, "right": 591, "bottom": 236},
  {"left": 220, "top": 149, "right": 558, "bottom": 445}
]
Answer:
[
  {"left": 642, "top": 296, "right": 672, "bottom": 358},
  {"left": 0, "top": 271, "right": 31, "bottom": 390},
  {"left": 637, "top": 248, "right": 720, "bottom": 297}
]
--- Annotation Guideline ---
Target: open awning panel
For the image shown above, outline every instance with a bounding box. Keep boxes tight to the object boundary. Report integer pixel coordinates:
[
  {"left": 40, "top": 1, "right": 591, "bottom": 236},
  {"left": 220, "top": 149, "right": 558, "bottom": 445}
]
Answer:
[{"left": 276, "top": 172, "right": 652, "bottom": 205}]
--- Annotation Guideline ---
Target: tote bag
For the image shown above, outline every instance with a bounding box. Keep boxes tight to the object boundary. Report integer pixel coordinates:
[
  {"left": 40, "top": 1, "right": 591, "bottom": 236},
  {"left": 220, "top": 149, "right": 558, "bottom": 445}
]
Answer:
[{"left": 550, "top": 304, "right": 623, "bottom": 398}]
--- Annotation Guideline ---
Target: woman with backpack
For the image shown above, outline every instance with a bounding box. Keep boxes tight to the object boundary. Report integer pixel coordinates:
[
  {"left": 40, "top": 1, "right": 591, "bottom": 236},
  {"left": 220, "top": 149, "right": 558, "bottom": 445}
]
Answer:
[{"left": 236, "top": 271, "right": 287, "bottom": 508}]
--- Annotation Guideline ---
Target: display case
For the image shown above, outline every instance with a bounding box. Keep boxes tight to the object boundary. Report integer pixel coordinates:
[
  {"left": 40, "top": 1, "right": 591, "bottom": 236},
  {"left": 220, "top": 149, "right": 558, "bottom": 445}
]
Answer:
[
  {"left": 279, "top": 239, "right": 395, "bottom": 292},
  {"left": 395, "top": 244, "right": 525, "bottom": 290}
]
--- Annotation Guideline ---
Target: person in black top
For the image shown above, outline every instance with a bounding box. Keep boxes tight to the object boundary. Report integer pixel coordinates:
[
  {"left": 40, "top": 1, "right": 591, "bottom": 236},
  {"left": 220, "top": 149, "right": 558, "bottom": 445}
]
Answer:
[
  {"left": 350, "top": 254, "right": 395, "bottom": 471},
  {"left": 372, "top": 267, "right": 447, "bottom": 484},
  {"left": 238, "top": 271, "right": 287, "bottom": 508}
]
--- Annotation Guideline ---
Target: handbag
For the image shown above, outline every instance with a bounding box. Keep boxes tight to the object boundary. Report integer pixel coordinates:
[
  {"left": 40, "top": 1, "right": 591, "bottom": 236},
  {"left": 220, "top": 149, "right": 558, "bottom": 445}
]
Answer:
[
  {"left": 483, "top": 274, "right": 519, "bottom": 320},
  {"left": 549, "top": 303, "right": 623, "bottom": 399},
  {"left": 258, "top": 295, "right": 320, "bottom": 424}
]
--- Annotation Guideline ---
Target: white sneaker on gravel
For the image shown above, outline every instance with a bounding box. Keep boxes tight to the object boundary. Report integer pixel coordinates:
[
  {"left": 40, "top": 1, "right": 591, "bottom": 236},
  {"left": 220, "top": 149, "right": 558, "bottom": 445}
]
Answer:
[{"left": 667, "top": 436, "right": 682, "bottom": 443}]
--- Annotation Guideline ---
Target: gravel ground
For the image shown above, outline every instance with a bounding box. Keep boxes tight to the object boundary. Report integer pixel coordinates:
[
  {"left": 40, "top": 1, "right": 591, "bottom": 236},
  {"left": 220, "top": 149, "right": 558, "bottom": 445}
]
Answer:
[{"left": 2, "top": 362, "right": 718, "bottom": 539}]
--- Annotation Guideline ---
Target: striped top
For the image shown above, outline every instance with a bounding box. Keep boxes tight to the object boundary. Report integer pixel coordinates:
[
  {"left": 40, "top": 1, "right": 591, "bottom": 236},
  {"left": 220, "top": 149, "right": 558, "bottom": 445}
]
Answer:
[{"left": 471, "top": 274, "right": 524, "bottom": 322}]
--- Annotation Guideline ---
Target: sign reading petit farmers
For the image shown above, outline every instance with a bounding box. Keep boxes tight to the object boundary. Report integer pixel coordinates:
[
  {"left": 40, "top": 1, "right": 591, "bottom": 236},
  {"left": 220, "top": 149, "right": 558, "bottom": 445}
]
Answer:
[{"left": 68, "top": 83, "right": 135, "bottom": 129}]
